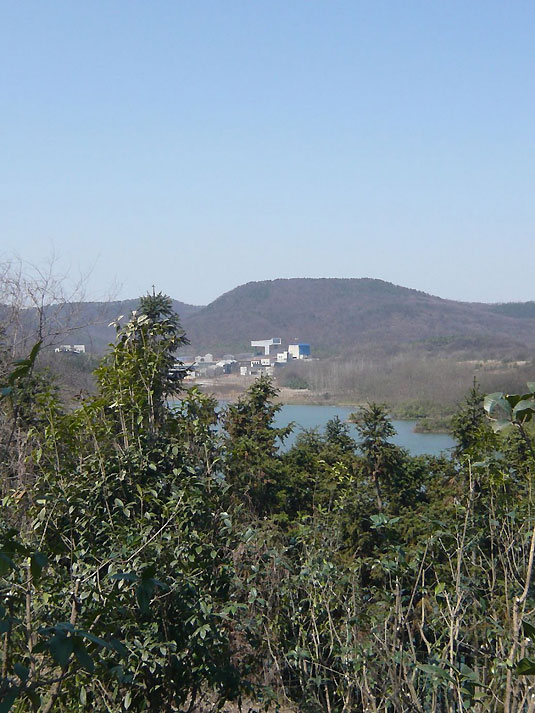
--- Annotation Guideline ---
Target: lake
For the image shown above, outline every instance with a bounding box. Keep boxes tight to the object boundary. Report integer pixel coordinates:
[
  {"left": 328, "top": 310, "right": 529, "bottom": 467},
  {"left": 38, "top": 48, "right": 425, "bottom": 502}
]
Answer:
[{"left": 272, "top": 404, "right": 454, "bottom": 456}]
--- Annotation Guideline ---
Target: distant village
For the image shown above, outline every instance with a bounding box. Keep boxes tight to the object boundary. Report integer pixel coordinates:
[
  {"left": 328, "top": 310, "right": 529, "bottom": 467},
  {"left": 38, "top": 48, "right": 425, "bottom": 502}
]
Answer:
[
  {"left": 54, "top": 344, "right": 86, "bottom": 354},
  {"left": 177, "top": 338, "right": 311, "bottom": 381},
  {"left": 52, "top": 337, "right": 312, "bottom": 383}
]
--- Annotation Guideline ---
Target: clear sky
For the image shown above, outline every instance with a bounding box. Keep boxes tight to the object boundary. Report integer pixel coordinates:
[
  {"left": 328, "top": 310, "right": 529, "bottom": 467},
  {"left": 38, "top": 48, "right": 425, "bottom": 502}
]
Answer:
[{"left": 2, "top": 1, "right": 534, "bottom": 305}]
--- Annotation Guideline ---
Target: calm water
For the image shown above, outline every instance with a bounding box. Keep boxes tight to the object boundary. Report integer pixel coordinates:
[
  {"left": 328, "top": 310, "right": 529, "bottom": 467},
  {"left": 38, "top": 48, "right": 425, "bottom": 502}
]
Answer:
[{"left": 272, "top": 404, "right": 454, "bottom": 456}]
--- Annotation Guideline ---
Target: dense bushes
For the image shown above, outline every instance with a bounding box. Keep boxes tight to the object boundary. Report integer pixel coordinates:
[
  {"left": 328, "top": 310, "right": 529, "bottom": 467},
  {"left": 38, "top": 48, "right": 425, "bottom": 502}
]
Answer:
[
  {"left": 0, "top": 296, "right": 241, "bottom": 712},
  {"left": 2, "top": 296, "right": 535, "bottom": 712}
]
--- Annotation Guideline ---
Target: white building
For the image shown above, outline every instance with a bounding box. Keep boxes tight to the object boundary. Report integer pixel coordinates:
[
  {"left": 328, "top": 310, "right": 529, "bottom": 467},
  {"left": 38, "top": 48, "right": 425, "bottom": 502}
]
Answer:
[
  {"left": 251, "top": 338, "right": 281, "bottom": 355},
  {"left": 54, "top": 344, "right": 86, "bottom": 354}
]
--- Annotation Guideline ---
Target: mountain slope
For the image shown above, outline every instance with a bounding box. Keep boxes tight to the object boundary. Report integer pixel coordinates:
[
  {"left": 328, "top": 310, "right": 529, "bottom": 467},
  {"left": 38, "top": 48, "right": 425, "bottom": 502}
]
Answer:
[
  {"left": 13, "top": 278, "right": 535, "bottom": 357},
  {"left": 65, "top": 299, "right": 203, "bottom": 352},
  {"left": 180, "top": 278, "right": 535, "bottom": 355},
  {"left": 4, "top": 298, "right": 203, "bottom": 354}
]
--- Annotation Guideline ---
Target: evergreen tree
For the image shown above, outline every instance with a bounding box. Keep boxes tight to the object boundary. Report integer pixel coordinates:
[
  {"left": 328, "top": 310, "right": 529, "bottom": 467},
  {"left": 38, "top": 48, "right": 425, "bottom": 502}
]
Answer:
[
  {"left": 350, "top": 402, "right": 401, "bottom": 511},
  {"left": 222, "top": 375, "right": 292, "bottom": 517},
  {"left": 95, "top": 291, "right": 188, "bottom": 437},
  {"left": 451, "top": 379, "right": 495, "bottom": 458}
]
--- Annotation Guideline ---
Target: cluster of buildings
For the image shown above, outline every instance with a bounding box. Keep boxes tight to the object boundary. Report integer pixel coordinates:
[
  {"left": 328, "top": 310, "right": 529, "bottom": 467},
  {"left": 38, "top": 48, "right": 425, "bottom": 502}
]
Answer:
[
  {"left": 244, "top": 338, "right": 310, "bottom": 376},
  {"left": 179, "top": 337, "right": 311, "bottom": 380},
  {"left": 54, "top": 344, "right": 86, "bottom": 354}
]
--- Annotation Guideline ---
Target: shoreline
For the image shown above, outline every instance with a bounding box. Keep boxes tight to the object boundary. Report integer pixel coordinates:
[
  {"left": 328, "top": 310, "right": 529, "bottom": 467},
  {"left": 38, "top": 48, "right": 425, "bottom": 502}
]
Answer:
[{"left": 192, "top": 379, "right": 453, "bottom": 434}]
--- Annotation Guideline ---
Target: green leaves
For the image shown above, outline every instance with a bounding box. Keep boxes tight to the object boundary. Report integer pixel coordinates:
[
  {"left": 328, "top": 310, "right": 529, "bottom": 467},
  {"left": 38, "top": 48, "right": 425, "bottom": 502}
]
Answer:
[
  {"left": 48, "top": 631, "right": 74, "bottom": 668},
  {"left": 0, "top": 688, "right": 19, "bottom": 713},
  {"left": 0, "top": 298, "right": 242, "bottom": 712},
  {"left": 484, "top": 392, "right": 513, "bottom": 431},
  {"left": 0, "top": 340, "right": 42, "bottom": 401},
  {"left": 32, "top": 622, "right": 124, "bottom": 679},
  {"left": 369, "top": 513, "right": 400, "bottom": 529},
  {"left": 0, "top": 536, "right": 46, "bottom": 583},
  {"left": 95, "top": 293, "right": 189, "bottom": 433},
  {"left": 0, "top": 552, "right": 15, "bottom": 575},
  {"left": 516, "top": 658, "right": 535, "bottom": 675},
  {"left": 517, "top": 621, "right": 535, "bottom": 675},
  {"left": 74, "top": 641, "right": 95, "bottom": 673},
  {"left": 30, "top": 552, "right": 47, "bottom": 581},
  {"left": 417, "top": 663, "right": 456, "bottom": 684},
  {"left": 513, "top": 398, "right": 535, "bottom": 421},
  {"left": 109, "top": 565, "right": 167, "bottom": 614},
  {"left": 484, "top": 385, "right": 535, "bottom": 431}
]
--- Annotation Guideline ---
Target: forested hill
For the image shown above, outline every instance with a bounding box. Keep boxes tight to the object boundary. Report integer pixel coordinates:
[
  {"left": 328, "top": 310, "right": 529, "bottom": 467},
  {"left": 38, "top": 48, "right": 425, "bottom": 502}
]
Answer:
[
  {"left": 16, "top": 278, "right": 535, "bottom": 355},
  {"left": 11, "top": 298, "right": 203, "bottom": 353},
  {"left": 180, "top": 278, "right": 535, "bottom": 355}
]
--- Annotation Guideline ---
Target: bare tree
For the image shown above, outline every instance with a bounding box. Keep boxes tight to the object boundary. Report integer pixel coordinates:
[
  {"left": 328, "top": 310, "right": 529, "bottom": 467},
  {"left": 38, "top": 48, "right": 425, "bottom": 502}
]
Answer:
[{"left": 0, "top": 253, "right": 96, "bottom": 358}]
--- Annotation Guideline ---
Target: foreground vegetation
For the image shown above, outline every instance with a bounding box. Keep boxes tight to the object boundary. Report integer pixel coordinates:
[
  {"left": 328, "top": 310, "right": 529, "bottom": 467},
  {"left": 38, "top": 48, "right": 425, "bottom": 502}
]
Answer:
[{"left": 2, "top": 295, "right": 535, "bottom": 712}]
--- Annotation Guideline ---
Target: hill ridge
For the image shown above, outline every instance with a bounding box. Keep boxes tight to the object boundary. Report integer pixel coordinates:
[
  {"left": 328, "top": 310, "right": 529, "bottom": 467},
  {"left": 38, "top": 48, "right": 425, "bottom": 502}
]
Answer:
[
  {"left": 10, "top": 277, "right": 535, "bottom": 356},
  {"left": 180, "top": 277, "right": 535, "bottom": 355}
]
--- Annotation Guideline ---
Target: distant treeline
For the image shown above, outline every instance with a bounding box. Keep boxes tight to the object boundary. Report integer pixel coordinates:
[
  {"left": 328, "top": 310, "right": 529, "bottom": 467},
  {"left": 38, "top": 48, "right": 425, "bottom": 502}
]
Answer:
[{"left": 279, "top": 348, "right": 535, "bottom": 414}]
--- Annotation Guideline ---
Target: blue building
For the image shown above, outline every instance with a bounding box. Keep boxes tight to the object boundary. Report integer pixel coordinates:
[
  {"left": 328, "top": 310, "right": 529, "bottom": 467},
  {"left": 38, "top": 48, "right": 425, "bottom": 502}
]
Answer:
[{"left": 288, "top": 343, "right": 311, "bottom": 359}]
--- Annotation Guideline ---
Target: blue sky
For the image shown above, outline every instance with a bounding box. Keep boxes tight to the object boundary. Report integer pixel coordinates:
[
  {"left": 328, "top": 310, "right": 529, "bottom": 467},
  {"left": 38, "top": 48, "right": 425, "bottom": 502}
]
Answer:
[{"left": 2, "top": 1, "right": 534, "bottom": 305}]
